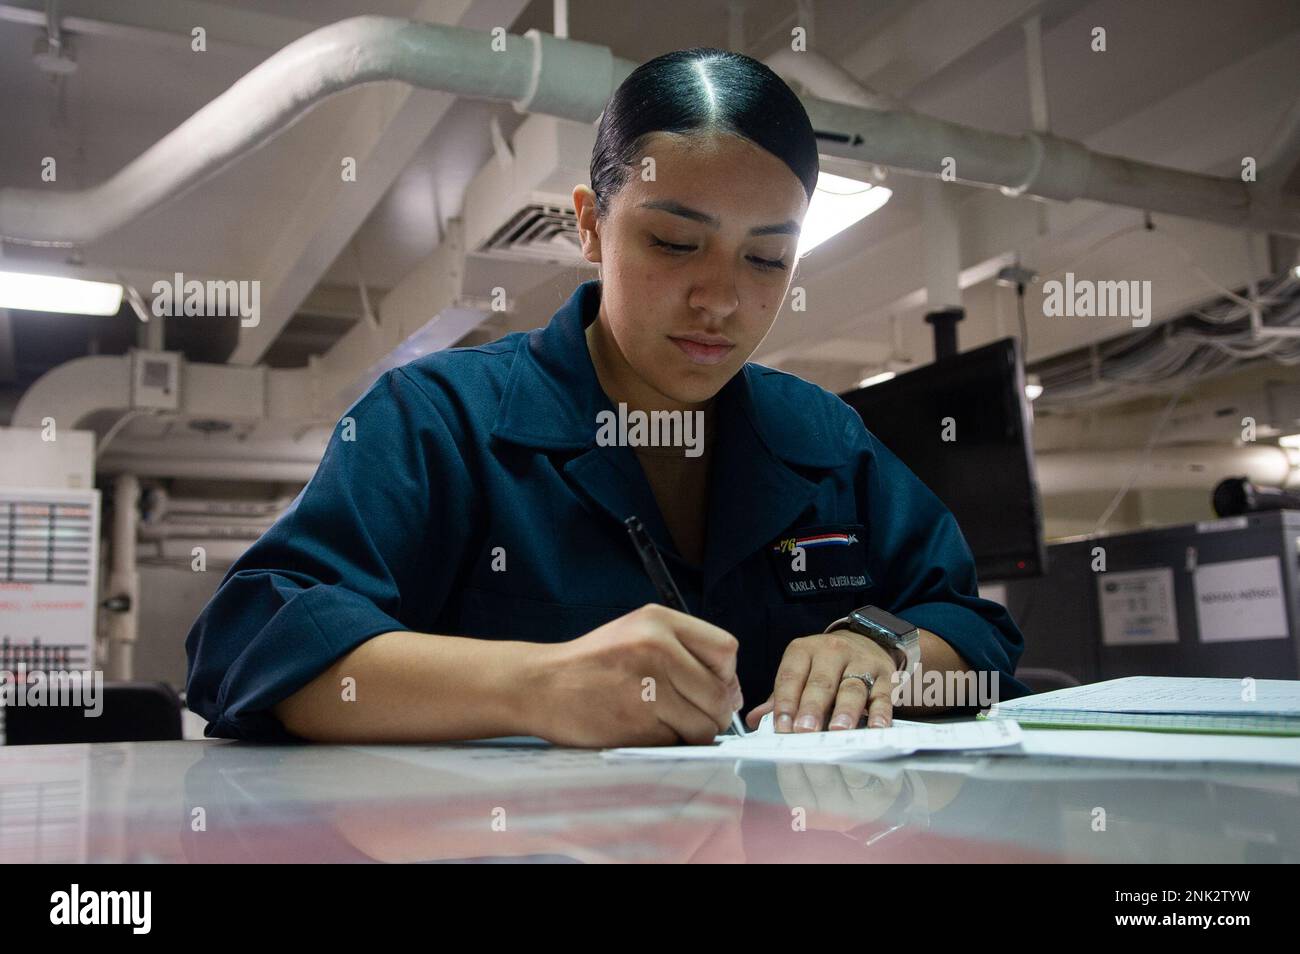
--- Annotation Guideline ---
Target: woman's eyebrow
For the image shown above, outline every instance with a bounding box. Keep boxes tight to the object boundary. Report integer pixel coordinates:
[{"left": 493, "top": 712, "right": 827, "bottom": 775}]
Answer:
[{"left": 638, "top": 199, "right": 798, "bottom": 236}]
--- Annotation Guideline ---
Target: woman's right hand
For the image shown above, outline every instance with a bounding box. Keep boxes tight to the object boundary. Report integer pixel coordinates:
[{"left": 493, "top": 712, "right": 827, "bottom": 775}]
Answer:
[{"left": 526, "top": 604, "right": 742, "bottom": 748}]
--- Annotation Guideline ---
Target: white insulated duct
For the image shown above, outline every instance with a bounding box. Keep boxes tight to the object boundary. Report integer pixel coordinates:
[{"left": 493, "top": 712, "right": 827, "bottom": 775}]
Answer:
[
  {"left": 145, "top": 489, "right": 295, "bottom": 518},
  {"left": 14, "top": 346, "right": 1295, "bottom": 492},
  {"left": 8, "top": 355, "right": 131, "bottom": 430},
  {"left": 0, "top": 17, "right": 633, "bottom": 245},
  {"left": 97, "top": 455, "right": 321, "bottom": 482},
  {"left": 1035, "top": 443, "right": 1300, "bottom": 495},
  {"left": 797, "top": 95, "right": 1300, "bottom": 238},
  {"left": 138, "top": 521, "right": 272, "bottom": 541},
  {"left": 1, "top": 16, "right": 1299, "bottom": 245},
  {"left": 9, "top": 352, "right": 329, "bottom": 481},
  {"left": 10, "top": 353, "right": 318, "bottom": 430}
]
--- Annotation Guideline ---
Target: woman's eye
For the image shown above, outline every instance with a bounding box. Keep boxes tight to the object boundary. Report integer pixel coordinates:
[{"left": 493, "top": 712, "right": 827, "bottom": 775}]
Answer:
[
  {"left": 650, "top": 236, "right": 695, "bottom": 254},
  {"left": 650, "top": 236, "right": 786, "bottom": 271}
]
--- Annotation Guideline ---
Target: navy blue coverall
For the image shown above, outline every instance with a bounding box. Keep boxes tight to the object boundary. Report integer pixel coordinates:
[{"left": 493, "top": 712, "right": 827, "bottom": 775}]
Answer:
[{"left": 185, "top": 279, "right": 1031, "bottom": 741}]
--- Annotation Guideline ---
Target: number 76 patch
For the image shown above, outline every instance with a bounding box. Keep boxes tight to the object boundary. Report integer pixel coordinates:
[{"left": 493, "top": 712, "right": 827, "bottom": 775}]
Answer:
[{"left": 767, "top": 524, "right": 873, "bottom": 600}]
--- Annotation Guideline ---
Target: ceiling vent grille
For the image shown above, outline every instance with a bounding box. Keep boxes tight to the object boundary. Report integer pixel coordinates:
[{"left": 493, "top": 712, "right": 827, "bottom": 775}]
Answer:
[
  {"left": 479, "top": 203, "right": 581, "bottom": 259},
  {"left": 463, "top": 114, "right": 595, "bottom": 266}
]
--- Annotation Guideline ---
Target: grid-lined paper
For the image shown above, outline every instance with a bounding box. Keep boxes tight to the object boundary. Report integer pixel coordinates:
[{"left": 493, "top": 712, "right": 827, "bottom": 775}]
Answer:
[{"left": 982, "top": 677, "right": 1300, "bottom": 737}]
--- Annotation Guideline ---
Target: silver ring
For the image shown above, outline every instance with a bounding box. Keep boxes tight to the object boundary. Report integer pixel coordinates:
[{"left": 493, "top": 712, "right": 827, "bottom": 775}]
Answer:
[{"left": 842, "top": 672, "right": 876, "bottom": 693}]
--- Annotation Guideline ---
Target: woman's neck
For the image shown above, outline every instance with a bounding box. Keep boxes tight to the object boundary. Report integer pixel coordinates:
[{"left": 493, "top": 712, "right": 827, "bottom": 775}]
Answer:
[{"left": 585, "top": 309, "right": 713, "bottom": 416}]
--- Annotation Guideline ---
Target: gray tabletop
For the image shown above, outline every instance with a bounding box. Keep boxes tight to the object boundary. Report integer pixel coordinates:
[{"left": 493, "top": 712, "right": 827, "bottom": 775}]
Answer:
[{"left": 2, "top": 736, "right": 1296, "bottom": 862}]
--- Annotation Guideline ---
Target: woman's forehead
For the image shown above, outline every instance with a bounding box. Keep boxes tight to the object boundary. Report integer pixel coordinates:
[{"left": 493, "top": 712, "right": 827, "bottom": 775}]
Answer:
[
  {"left": 638, "top": 128, "right": 773, "bottom": 163},
  {"left": 622, "top": 133, "right": 808, "bottom": 218}
]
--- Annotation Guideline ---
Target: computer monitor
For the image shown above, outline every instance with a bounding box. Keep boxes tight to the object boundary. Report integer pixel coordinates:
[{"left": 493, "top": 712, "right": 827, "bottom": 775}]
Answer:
[{"left": 838, "top": 337, "right": 1046, "bottom": 580}]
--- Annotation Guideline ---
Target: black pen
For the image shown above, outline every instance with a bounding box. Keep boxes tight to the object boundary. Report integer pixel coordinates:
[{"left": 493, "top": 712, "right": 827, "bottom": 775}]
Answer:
[{"left": 624, "top": 515, "right": 746, "bottom": 737}]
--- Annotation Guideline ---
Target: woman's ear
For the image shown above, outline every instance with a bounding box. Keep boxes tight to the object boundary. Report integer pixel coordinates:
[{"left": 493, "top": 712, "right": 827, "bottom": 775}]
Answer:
[{"left": 572, "top": 184, "right": 603, "bottom": 265}]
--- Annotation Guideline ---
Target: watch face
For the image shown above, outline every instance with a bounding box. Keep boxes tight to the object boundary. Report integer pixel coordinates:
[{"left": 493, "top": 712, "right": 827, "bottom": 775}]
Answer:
[{"left": 852, "top": 605, "right": 916, "bottom": 638}]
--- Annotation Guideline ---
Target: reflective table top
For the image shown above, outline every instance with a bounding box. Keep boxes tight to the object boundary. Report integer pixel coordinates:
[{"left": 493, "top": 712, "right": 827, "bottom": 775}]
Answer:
[{"left": 2, "top": 736, "right": 1296, "bottom": 863}]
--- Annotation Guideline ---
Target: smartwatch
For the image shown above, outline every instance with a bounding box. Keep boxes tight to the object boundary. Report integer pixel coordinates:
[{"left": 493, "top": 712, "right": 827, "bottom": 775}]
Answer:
[{"left": 824, "top": 605, "right": 921, "bottom": 687}]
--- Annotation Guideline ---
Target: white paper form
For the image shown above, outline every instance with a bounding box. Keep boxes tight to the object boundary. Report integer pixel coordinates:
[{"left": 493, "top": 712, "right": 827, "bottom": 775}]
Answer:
[{"left": 604, "top": 713, "right": 1023, "bottom": 763}]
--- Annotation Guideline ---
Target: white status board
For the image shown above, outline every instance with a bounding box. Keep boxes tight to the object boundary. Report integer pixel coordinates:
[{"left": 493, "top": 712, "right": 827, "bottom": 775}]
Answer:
[
  {"left": 0, "top": 486, "right": 101, "bottom": 672},
  {"left": 1194, "top": 556, "right": 1289, "bottom": 643},
  {"left": 1097, "top": 567, "right": 1180, "bottom": 646}
]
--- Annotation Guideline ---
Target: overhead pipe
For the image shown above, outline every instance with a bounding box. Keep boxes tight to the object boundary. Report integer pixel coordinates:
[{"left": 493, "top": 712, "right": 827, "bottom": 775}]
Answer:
[
  {"left": 1, "top": 17, "right": 1299, "bottom": 245},
  {"left": 11, "top": 353, "right": 331, "bottom": 482},
  {"left": 1034, "top": 443, "right": 1299, "bottom": 495},
  {"left": 766, "top": 37, "right": 1300, "bottom": 235},
  {"left": 8, "top": 355, "right": 131, "bottom": 428},
  {"left": 138, "top": 520, "right": 272, "bottom": 540},
  {"left": 96, "top": 454, "right": 321, "bottom": 482},
  {"left": 144, "top": 488, "right": 295, "bottom": 518},
  {"left": 105, "top": 473, "right": 139, "bottom": 681},
  {"left": 10, "top": 351, "right": 325, "bottom": 430},
  {"left": 798, "top": 94, "right": 1300, "bottom": 237},
  {"left": 0, "top": 17, "right": 633, "bottom": 245}
]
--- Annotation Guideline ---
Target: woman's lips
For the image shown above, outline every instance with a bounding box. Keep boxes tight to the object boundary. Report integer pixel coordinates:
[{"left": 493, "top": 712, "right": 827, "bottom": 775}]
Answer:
[{"left": 669, "top": 336, "right": 735, "bottom": 366}]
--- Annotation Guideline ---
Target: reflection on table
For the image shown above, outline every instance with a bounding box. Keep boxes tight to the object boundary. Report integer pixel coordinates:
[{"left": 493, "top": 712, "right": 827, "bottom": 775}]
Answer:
[{"left": 0, "top": 738, "right": 1295, "bottom": 863}]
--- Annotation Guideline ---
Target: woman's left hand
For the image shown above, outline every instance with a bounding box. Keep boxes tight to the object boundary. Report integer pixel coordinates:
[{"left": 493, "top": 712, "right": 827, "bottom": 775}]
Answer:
[{"left": 745, "top": 630, "right": 897, "bottom": 732}]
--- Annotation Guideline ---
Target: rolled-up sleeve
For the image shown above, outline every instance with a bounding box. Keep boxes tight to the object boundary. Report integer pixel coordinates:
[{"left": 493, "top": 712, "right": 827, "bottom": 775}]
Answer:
[
  {"left": 184, "top": 367, "right": 474, "bottom": 740},
  {"left": 854, "top": 421, "right": 1032, "bottom": 701}
]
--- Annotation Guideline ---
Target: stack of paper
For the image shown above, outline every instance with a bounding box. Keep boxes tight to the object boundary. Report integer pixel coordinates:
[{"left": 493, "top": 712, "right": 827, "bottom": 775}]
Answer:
[
  {"left": 604, "top": 712, "right": 1023, "bottom": 763},
  {"left": 1006, "top": 728, "right": 1300, "bottom": 767},
  {"left": 981, "top": 676, "right": 1300, "bottom": 736}
]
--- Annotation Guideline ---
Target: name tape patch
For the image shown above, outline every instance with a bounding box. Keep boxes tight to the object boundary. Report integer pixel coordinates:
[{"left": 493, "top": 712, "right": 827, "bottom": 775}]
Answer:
[{"left": 768, "top": 524, "right": 872, "bottom": 600}]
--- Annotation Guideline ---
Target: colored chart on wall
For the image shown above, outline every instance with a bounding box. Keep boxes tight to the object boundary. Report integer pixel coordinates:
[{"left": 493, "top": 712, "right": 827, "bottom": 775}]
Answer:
[{"left": 0, "top": 487, "right": 101, "bottom": 673}]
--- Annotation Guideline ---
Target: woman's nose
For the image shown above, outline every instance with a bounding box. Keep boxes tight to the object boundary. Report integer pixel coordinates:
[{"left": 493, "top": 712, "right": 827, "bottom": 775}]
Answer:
[{"left": 686, "top": 271, "right": 740, "bottom": 321}]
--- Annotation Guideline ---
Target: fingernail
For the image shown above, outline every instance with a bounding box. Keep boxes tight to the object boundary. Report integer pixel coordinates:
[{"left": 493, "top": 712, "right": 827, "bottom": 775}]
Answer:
[
  {"left": 776, "top": 713, "right": 793, "bottom": 732},
  {"left": 829, "top": 714, "right": 853, "bottom": 729},
  {"left": 795, "top": 714, "right": 818, "bottom": 731},
  {"left": 869, "top": 715, "right": 889, "bottom": 728}
]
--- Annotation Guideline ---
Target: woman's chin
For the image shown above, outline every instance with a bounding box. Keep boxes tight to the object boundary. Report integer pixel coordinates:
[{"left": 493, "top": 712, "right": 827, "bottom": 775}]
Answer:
[{"left": 672, "top": 386, "right": 725, "bottom": 408}]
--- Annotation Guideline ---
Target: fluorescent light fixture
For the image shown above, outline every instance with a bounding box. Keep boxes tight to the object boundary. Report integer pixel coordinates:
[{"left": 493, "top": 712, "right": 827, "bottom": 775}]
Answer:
[
  {"left": 857, "top": 370, "right": 896, "bottom": 389},
  {"left": 796, "top": 172, "right": 892, "bottom": 259},
  {"left": 1279, "top": 432, "right": 1300, "bottom": 449},
  {"left": 0, "top": 269, "right": 123, "bottom": 316},
  {"left": 1025, "top": 373, "right": 1043, "bottom": 401}
]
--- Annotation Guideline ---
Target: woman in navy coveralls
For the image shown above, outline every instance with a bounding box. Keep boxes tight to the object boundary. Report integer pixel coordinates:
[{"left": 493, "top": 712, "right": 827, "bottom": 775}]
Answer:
[{"left": 185, "top": 48, "right": 1031, "bottom": 745}]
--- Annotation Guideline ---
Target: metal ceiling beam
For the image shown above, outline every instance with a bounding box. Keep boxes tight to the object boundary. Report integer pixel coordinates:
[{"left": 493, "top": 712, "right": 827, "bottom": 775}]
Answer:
[{"left": 842, "top": 0, "right": 1046, "bottom": 97}]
